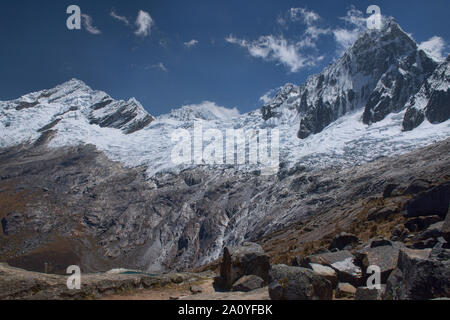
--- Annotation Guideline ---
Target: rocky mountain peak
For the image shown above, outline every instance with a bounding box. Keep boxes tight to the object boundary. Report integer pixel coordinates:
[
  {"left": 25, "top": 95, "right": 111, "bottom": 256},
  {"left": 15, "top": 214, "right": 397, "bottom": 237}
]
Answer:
[
  {"left": 0, "top": 79, "right": 155, "bottom": 143},
  {"left": 260, "top": 18, "right": 443, "bottom": 140}
]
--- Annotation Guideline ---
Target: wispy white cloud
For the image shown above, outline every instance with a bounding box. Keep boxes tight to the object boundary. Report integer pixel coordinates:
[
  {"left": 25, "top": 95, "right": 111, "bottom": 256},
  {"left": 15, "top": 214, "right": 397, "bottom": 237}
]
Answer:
[
  {"left": 419, "top": 36, "right": 447, "bottom": 62},
  {"left": 340, "top": 7, "right": 367, "bottom": 28},
  {"left": 332, "top": 7, "right": 366, "bottom": 53},
  {"left": 110, "top": 8, "right": 129, "bottom": 26},
  {"left": 151, "top": 62, "right": 168, "bottom": 72},
  {"left": 226, "top": 8, "right": 328, "bottom": 72},
  {"left": 135, "top": 10, "right": 154, "bottom": 37},
  {"left": 333, "top": 28, "right": 360, "bottom": 51},
  {"left": 289, "top": 7, "right": 320, "bottom": 24},
  {"left": 225, "top": 34, "right": 323, "bottom": 73},
  {"left": 81, "top": 14, "right": 101, "bottom": 35},
  {"left": 281, "top": 7, "right": 331, "bottom": 48},
  {"left": 184, "top": 39, "right": 199, "bottom": 48}
]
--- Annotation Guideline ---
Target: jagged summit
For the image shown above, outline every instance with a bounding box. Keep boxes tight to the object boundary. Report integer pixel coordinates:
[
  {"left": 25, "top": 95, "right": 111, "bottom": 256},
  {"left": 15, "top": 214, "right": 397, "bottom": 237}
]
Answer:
[
  {"left": 260, "top": 18, "right": 444, "bottom": 140},
  {"left": 1, "top": 79, "right": 155, "bottom": 136},
  {"left": 0, "top": 19, "right": 449, "bottom": 177}
]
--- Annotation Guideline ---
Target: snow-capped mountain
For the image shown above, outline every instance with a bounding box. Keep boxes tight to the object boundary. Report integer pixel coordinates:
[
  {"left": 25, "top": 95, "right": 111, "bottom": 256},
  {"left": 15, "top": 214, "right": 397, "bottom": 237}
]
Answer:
[
  {"left": 1, "top": 78, "right": 154, "bottom": 141},
  {"left": 1, "top": 18, "right": 449, "bottom": 178},
  {"left": 1, "top": 18, "right": 450, "bottom": 274},
  {"left": 261, "top": 18, "right": 441, "bottom": 139}
]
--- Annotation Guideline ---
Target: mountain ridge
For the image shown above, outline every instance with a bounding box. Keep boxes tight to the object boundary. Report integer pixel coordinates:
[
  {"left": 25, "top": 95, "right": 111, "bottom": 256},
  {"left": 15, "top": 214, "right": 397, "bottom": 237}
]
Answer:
[
  {"left": 261, "top": 18, "right": 448, "bottom": 140},
  {"left": 0, "top": 19, "right": 449, "bottom": 178}
]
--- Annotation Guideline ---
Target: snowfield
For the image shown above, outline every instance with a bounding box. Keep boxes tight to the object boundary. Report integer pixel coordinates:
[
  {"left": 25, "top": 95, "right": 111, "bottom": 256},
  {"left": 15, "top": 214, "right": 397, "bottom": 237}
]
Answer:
[{"left": 1, "top": 79, "right": 449, "bottom": 177}]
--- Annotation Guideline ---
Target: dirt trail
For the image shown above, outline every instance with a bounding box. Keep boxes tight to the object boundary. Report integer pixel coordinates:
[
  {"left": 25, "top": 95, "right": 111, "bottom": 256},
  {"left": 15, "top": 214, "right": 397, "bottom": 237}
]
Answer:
[{"left": 101, "top": 279, "right": 270, "bottom": 300}]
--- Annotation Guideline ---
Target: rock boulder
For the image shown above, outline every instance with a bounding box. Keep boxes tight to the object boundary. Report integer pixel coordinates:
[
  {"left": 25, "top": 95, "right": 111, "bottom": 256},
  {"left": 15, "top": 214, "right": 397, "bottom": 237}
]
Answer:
[
  {"left": 268, "top": 264, "right": 333, "bottom": 300},
  {"left": 216, "top": 242, "right": 270, "bottom": 290},
  {"left": 385, "top": 247, "right": 450, "bottom": 300},
  {"left": 404, "top": 182, "right": 450, "bottom": 218},
  {"left": 232, "top": 275, "right": 265, "bottom": 292},
  {"left": 329, "top": 232, "right": 360, "bottom": 251}
]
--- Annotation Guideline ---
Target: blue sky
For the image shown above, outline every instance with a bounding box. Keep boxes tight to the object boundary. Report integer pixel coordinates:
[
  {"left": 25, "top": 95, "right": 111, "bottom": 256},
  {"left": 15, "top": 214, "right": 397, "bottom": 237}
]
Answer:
[{"left": 0, "top": 0, "right": 449, "bottom": 115}]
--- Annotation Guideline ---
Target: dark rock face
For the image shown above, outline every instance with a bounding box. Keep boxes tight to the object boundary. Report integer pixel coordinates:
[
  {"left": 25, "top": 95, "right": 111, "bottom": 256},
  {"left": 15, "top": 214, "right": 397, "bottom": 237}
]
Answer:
[
  {"left": 404, "top": 182, "right": 450, "bottom": 218},
  {"left": 403, "top": 56, "right": 450, "bottom": 131},
  {"left": 297, "top": 99, "right": 335, "bottom": 139},
  {"left": 426, "top": 89, "right": 450, "bottom": 124},
  {"left": 268, "top": 264, "right": 333, "bottom": 300},
  {"left": 403, "top": 106, "right": 426, "bottom": 131},
  {"left": 217, "top": 242, "right": 270, "bottom": 290},
  {"left": 329, "top": 232, "right": 360, "bottom": 251},
  {"left": 362, "top": 50, "right": 436, "bottom": 125},
  {"left": 385, "top": 247, "right": 450, "bottom": 300},
  {"left": 231, "top": 275, "right": 265, "bottom": 292},
  {"left": 88, "top": 99, "right": 155, "bottom": 134},
  {"left": 443, "top": 210, "right": 450, "bottom": 243}
]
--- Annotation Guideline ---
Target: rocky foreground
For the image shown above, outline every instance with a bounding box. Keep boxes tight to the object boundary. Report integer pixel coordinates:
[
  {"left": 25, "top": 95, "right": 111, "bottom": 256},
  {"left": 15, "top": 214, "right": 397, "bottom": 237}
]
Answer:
[
  {"left": 0, "top": 262, "right": 216, "bottom": 300},
  {"left": 1, "top": 158, "right": 449, "bottom": 300},
  {"left": 0, "top": 139, "right": 449, "bottom": 299}
]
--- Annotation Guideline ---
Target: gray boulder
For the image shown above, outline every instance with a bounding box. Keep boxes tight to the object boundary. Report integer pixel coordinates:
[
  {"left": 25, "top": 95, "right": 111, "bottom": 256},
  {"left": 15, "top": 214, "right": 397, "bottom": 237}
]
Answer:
[
  {"left": 268, "top": 264, "right": 333, "bottom": 300},
  {"left": 216, "top": 242, "right": 270, "bottom": 290},
  {"left": 308, "top": 263, "right": 338, "bottom": 288},
  {"left": 404, "top": 182, "right": 450, "bottom": 218},
  {"left": 301, "top": 250, "right": 363, "bottom": 286},
  {"left": 232, "top": 275, "right": 265, "bottom": 292},
  {"left": 358, "top": 244, "right": 402, "bottom": 283},
  {"left": 329, "top": 232, "right": 360, "bottom": 251},
  {"left": 385, "top": 247, "right": 450, "bottom": 300}
]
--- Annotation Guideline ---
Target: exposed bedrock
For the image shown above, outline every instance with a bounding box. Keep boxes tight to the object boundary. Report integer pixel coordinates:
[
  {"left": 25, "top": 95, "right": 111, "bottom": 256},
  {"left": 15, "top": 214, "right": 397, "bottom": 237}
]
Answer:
[{"left": 0, "top": 138, "right": 449, "bottom": 274}]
